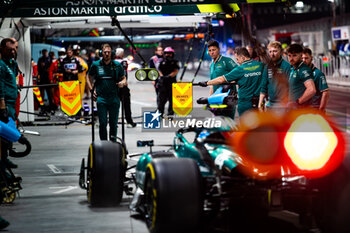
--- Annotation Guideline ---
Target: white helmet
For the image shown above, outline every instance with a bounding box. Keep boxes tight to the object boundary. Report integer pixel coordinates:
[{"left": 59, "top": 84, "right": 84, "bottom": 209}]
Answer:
[
  {"left": 116, "top": 48, "right": 124, "bottom": 58},
  {"left": 72, "top": 44, "right": 80, "bottom": 50}
]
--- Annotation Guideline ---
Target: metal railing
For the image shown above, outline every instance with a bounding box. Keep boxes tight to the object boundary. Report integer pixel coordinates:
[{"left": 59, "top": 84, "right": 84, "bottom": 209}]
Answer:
[{"left": 314, "top": 56, "right": 350, "bottom": 85}]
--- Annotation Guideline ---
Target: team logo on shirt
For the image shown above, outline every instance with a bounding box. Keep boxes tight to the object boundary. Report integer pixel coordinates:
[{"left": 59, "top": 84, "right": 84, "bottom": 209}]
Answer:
[
  {"left": 244, "top": 65, "right": 260, "bottom": 71},
  {"left": 244, "top": 71, "right": 261, "bottom": 78},
  {"left": 7, "top": 67, "right": 14, "bottom": 76},
  {"left": 302, "top": 70, "right": 310, "bottom": 78},
  {"left": 64, "top": 63, "right": 77, "bottom": 70},
  {"left": 268, "top": 70, "right": 273, "bottom": 78}
]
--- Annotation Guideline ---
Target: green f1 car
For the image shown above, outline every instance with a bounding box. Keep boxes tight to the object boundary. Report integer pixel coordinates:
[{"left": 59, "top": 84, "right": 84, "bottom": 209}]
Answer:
[{"left": 79, "top": 106, "right": 350, "bottom": 233}]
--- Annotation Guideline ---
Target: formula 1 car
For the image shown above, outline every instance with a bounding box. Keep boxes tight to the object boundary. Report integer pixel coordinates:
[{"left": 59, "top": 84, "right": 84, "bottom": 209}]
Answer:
[{"left": 79, "top": 104, "right": 350, "bottom": 233}]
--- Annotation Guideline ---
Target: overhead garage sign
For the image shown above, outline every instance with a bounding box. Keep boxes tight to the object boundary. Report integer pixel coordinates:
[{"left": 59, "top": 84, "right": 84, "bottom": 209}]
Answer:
[
  {"left": 23, "top": 4, "right": 240, "bottom": 16},
  {"left": 4, "top": 0, "right": 285, "bottom": 17}
]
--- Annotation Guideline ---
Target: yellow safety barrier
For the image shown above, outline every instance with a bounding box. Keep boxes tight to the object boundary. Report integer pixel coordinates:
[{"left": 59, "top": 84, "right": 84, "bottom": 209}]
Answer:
[
  {"left": 172, "top": 83, "right": 193, "bottom": 117},
  {"left": 33, "top": 87, "right": 44, "bottom": 106},
  {"left": 59, "top": 81, "right": 82, "bottom": 116}
]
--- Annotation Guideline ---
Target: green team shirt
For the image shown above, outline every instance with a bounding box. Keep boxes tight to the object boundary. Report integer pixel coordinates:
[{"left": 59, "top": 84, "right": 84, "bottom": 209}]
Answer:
[
  {"left": 210, "top": 55, "right": 237, "bottom": 93},
  {"left": 260, "top": 58, "right": 291, "bottom": 107},
  {"left": 288, "top": 62, "right": 313, "bottom": 103},
  {"left": 310, "top": 64, "right": 328, "bottom": 107},
  {"left": 223, "top": 59, "right": 264, "bottom": 102},
  {"left": 88, "top": 60, "right": 125, "bottom": 100},
  {"left": 0, "top": 59, "right": 18, "bottom": 104}
]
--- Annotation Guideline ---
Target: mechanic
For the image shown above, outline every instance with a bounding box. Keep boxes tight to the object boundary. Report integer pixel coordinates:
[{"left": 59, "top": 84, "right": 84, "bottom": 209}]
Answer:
[
  {"left": 49, "top": 51, "right": 55, "bottom": 63},
  {"left": 48, "top": 48, "right": 66, "bottom": 113},
  {"left": 86, "top": 44, "right": 127, "bottom": 141},
  {"left": 9, "top": 38, "right": 23, "bottom": 120},
  {"left": 157, "top": 47, "right": 179, "bottom": 118},
  {"left": 287, "top": 44, "right": 316, "bottom": 107},
  {"left": 149, "top": 46, "right": 164, "bottom": 95},
  {"left": 59, "top": 46, "right": 84, "bottom": 82},
  {"left": 259, "top": 41, "right": 291, "bottom": 110},
  {"left": 37, "top": 48, "right": 54, "bottom": 114},
  {"left": 302, "top": 48, "right": 329, "bottom": 111},
  {"left": 149, "top": 46, "right": 164, "bottom": 70},
  {"left": 199, "top": 47, "right": 264, "bottom": 116},
  {"left": 208, "top": 40, "right": 238, "bottom": 95},
  {"left": 0, "top": 40, "right": 19, "bottom": 229},
  {"left": 73, "top": 44, "right": 88, "bottom": 104},
  {"left": 0, "top": 38, "right": 19, "bottom": 169},
  {"left": 246, "top": 44, "right": 260, "bottom": 61},
  {"left": 115, "top": 48, "right": 136, "bottom": 128},
  {"left": 208, "top": 40, "right": 238, "bottom": 118}
]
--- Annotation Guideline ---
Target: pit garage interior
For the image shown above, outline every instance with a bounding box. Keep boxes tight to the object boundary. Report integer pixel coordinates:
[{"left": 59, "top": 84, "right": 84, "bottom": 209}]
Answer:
[{"left": 1, "top": 1, "right": 350, "bottom": 233}]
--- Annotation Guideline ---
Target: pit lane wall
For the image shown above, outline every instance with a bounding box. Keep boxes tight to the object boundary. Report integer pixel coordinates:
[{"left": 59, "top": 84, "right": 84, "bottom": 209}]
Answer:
[{"left": 0, "top": 18, "right": 34, "bottom": 122}]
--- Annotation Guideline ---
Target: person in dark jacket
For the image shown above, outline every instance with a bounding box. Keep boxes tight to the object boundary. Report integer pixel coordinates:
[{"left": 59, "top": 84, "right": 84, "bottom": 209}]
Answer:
[
  {"left": 59, "top": 46, "right": 83, "bottom": 81},
  {"left": 157, "top": 47, "right": 179, "bottom": 117}
]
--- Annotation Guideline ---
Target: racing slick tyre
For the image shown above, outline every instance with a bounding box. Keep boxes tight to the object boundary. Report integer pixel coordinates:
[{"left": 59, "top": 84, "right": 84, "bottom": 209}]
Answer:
[
  {"left": 87, "top": 141, "right": 125, "bottom": 206},
  {"left": 144, "top": 158, "right": 202, "bottom": 233},
  {"left": 313, "top": 157, "right": 350, "bottom": 233}
]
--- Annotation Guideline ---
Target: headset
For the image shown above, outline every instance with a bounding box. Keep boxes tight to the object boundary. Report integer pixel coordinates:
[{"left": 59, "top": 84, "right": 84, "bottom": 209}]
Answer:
[{"left": 99, "top": 44, "right": 115, "bottom": 58}]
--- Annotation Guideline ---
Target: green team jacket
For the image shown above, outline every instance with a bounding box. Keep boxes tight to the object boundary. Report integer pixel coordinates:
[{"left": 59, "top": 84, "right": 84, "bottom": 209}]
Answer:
[
  {"left": 223, "top": 59, "right": 264, "bottom": 102},
  {"left": 0, "top": 59, "right": 18, "bottom": 105},
  {"left": 88, "top": 59, "right": 125, "bottom": 101},
  {"left": 310, "top": 64, "right": 328, "bottom": 107},
  {"left": 210, "top": 55, "right": 237, "bottom": 93},
  {"left": 260, "top": 58, "right": 291, "bottom": 107},
  {"left": 288, "top": 62, "right": 313, "bottom": 104}
]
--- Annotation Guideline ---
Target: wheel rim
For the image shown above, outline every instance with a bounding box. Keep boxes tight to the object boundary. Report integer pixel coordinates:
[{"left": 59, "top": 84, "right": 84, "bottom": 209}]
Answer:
[
  {"left": 2, "top": 187, "right": 16, "bottom": 204},
  {"left": 144, "top": 177, "right": 156, "bottom": 230},
  {"left": 87, "top": 144, "right": 93, "bottom": 202}
]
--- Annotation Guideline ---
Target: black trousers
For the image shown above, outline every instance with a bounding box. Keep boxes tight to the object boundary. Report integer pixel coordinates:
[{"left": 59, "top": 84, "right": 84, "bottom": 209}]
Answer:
[
  {"left": 119, "top": 86, "right": 134, "bottom": 124},
  {"left": 0, "top": 139, "right": 11, "bottom": 179},
  {"left": 39, "top": 84, "right": 55, "bottom": 111},
  {"left": 157, "top": 80, "right": 174, "bottom": 116}
]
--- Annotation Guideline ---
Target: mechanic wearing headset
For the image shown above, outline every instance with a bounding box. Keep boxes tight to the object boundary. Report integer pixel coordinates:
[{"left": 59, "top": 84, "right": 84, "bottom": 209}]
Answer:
[
  {"left": 208, "top": 40, "right": 238, "bottom": 118},
  {"left": 157, "top": 47, "right": 179, "bottom": 118},
  {"left": 199, "top": 47, "right": 264, "bottom": 116},
  {"left": 86, "top": 44, "right": 127, "bottom": 142}
]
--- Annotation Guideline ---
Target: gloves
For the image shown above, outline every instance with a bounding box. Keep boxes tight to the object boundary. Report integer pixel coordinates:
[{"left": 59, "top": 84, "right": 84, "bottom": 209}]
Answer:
[
  {"left": 198, "top": 81, "right": 208, "bottom": 87},
  {"left": 0, "top": 108, "right": 9, "bottom": 123}
]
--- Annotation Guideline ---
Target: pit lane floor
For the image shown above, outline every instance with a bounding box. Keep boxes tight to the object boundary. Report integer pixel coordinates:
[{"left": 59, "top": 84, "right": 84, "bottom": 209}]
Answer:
[{"left": 1, "top": 71, "right": 349, "bottom": 233}]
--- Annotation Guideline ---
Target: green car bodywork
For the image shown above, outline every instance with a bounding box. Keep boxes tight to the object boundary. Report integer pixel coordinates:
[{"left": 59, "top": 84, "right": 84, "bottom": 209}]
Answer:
[{"left": 135, "top": 128, "right": 238, "bottom": 190}]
